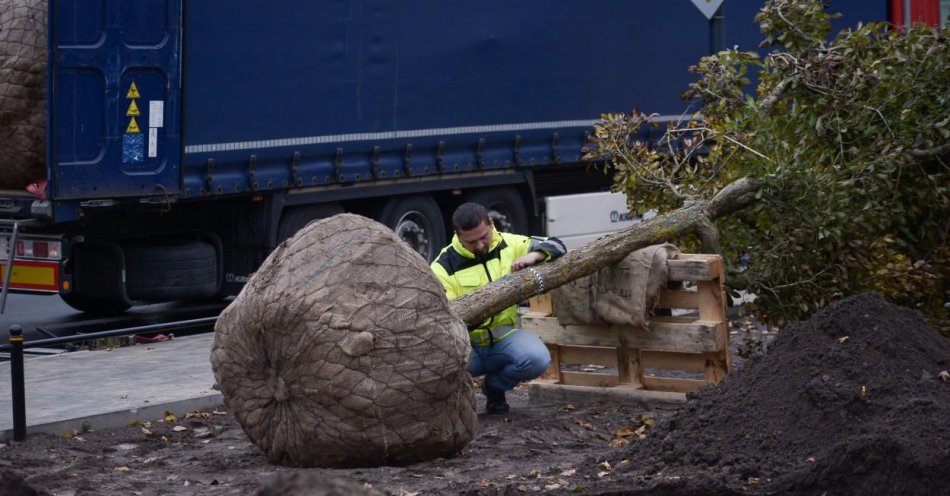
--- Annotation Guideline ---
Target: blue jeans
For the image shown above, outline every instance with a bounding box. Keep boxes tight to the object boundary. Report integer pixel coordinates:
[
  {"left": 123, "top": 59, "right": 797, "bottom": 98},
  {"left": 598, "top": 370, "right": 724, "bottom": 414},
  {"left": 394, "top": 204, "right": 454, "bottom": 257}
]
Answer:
[{"left": 468, "top": 328, "right": 551, "bottom": 392}]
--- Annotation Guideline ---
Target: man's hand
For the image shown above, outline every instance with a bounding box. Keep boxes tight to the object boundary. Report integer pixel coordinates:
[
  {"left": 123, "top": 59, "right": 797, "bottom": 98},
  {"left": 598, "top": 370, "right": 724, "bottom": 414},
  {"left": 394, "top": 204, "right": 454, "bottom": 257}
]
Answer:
[{"left": 512, "top": 251, "right": 546, "bottom": 271}]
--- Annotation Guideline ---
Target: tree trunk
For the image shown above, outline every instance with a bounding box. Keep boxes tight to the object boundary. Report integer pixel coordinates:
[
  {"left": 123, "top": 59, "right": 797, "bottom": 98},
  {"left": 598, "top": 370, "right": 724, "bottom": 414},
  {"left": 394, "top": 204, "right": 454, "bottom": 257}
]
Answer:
[{"left": 449, "top": 177, "right": 760, "bottom": 326}]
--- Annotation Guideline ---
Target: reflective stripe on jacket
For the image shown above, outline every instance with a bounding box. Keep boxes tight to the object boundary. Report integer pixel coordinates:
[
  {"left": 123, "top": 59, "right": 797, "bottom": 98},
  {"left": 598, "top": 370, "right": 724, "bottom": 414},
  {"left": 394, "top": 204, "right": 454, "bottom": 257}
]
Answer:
[{"left": 430, "top": 228, "right": 566, "bottom": 346}]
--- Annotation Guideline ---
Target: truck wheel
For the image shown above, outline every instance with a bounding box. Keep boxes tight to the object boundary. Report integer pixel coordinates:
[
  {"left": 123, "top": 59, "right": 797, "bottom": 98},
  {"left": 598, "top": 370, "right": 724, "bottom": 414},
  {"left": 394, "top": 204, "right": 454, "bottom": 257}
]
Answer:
[
  {"left": 277, "top": 203, "right": 345, "bottom": 244},
  {"left": 464, "top": 187, "right": 529, "bottom": 234},
  {"left": 124, "top": 240, "right": 219, "bottom": 301},
  {"left": 378, "top": 195, "right": 445, "bottom": 262}
]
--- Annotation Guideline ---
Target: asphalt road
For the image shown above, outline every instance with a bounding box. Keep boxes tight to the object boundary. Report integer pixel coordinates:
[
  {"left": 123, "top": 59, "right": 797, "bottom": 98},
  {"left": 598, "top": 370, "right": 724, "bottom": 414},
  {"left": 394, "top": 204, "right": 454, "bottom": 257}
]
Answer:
[
  {"left": 0, "top": 293, "right": 228, "bottom": 343},
  {"left": 0, "top": 293, "right": 77, "bottom": 338}
]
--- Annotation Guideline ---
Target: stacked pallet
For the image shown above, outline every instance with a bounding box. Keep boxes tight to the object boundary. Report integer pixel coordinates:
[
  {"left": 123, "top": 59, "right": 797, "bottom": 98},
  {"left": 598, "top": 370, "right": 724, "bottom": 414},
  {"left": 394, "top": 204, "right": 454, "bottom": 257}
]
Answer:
[{"left": 523, "top": 254, "right": 730, "bottom": 406}]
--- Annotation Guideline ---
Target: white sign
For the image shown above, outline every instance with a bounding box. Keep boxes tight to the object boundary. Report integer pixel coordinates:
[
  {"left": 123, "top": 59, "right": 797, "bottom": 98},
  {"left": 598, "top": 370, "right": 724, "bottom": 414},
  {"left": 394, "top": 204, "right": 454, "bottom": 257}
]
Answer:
[
  {"left": 691, "top": 0, "right": 725, "bottom": 20},
  {"left": 148, "top": 128, "right": 158, "bottom": 158},
  {"left": 149, "top": 100, "right": 164, "bottom": 128}
]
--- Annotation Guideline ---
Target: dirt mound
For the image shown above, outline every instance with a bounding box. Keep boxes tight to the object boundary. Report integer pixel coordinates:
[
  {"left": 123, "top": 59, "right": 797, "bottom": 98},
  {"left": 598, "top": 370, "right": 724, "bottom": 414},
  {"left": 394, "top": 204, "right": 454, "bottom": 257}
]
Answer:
[
  {"left": 255, "top": 472, "right": 384, "bottom": 496},
  {"left": 598, "top": 292, "right": 950, "bottom": 495},
  {"left": 0, "top": 469, "right": 49, "bottom": 496}
]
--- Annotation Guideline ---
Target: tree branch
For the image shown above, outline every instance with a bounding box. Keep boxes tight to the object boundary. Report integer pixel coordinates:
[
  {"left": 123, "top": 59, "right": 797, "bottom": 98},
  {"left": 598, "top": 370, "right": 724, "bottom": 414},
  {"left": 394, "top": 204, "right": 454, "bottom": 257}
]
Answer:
[{"left": 911, "top": 142, "right": 950, "bottom": 158}]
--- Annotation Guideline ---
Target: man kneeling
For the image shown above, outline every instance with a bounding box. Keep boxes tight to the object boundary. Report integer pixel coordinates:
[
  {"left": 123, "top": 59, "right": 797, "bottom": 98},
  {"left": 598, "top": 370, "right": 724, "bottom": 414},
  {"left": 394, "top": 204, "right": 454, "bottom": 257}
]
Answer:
[{"left": 431, "top": 202, "right": 566, "bottom": 414}]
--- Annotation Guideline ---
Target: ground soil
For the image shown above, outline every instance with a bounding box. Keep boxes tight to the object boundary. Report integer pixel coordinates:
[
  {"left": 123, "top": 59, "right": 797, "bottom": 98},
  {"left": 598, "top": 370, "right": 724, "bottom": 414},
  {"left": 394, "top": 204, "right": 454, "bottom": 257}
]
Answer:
[{"left": 2, "top": 293, "right": 949, "bottom": 495}]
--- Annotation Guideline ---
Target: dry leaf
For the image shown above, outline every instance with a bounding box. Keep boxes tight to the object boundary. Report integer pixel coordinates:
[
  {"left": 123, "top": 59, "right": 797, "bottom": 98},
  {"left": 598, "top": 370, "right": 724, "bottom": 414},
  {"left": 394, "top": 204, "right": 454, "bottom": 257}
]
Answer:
[
  {"left": 599, "top": 460, "right": 611, "bottom": 471},
  {"left": 838, "top": 336, "right": 850, "bottom": 343},
  {"left": 166, "top": 474, "right": 181, "bottom": 481},
  {"left": 114, "top": 466, "right": 130, "bottom": 472},
  {"left": 562, "top": 404, "right": 576, "bottom": 411},
  {"left": 212, "top": 410, "right": 227, "bottom": 415},
  {"left": 163, "top": 412, "right": 177, "bottom": 423},
  {"left": 609, "top": 438, "right": 629, "bottom": 448},
  {"left": 478, "top": 479, "right": 491, "bottom": 488},
  {"left": 141, "top": 457, "right": 158, "bottom": 464},
  {"left": 805, "top": 456, "right": 816, "bottom": 463},
  {"left": 860, "top": 385, "right": 868, "bottom": 397},
  {"left": 938, "top": 370, "right": 949, "bottom": 382},
  {"left": 575, "top": 419, "right": 593, "bottom": 430},
  {"left": 172, "top": 426, "right": 188, "bottom": 432},
  {"left": 597, "top": 471, "right": 609, "bottom": 478},
  {"left": 529, "top": 469, "right": 540, "bottom": 478},
  {"left": 560, "top": 469, "right": 576, "bottom": 477},
  {"left": 161, "top": 435, "right": 169, "bottom": 442},
  {"left": 615, "top": 426, "right": 635, "bottom": 438},
  {"left": 141, "top": 427, "right": 152, "bottom": 436}
]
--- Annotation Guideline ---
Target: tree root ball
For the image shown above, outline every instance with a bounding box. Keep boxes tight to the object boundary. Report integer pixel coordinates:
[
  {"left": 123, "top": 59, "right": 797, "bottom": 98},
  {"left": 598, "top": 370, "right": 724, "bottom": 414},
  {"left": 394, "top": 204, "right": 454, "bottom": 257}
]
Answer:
[
  {"left": 211, "top": 214, "right": 476, "bottom": 468},
  {"left": 0, "top": 0, "right": 47, "bottom": 189}
]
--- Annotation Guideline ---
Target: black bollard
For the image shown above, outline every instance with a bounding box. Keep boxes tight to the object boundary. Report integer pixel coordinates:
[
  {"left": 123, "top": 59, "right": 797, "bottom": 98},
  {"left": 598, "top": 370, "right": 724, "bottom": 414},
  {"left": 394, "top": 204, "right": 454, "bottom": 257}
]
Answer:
[{"left": 9, "top": 325, "right": 26, "bottom": 441}]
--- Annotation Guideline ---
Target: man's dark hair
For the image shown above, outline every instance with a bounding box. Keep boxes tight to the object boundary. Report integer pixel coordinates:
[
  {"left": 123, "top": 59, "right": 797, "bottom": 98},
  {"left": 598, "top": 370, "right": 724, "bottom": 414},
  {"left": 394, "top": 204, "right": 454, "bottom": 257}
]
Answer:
[{"left": 452, "top": 202, "right": 490, "bottom": 231}]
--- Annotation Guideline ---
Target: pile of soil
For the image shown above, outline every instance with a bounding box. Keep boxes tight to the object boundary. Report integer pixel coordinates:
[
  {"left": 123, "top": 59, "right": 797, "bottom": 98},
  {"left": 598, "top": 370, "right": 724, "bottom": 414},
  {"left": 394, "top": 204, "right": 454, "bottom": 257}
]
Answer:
[{"left": 584, "top": 292, "right": 950, "bottom": 495}]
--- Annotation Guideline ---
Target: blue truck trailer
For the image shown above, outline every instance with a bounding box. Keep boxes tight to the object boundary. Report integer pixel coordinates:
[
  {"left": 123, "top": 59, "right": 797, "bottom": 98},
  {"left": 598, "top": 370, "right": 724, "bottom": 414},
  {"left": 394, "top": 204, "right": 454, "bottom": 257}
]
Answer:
[{"left": 0, "top": 0, "right": 895, "bottom": 314}]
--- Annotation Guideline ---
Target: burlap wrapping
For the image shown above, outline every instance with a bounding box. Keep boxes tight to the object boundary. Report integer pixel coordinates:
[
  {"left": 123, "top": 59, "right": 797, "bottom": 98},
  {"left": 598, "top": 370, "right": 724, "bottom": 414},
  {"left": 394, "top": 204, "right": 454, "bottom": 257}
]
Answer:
[
  {"left": 211, "top": 214, "right": 476, "bottom": 468},
  {"left": 551, "top": 243, "right": 680, "bottom": 328},
  {"left": 0, "top": 0, "right": 47, "bottom": 189}
]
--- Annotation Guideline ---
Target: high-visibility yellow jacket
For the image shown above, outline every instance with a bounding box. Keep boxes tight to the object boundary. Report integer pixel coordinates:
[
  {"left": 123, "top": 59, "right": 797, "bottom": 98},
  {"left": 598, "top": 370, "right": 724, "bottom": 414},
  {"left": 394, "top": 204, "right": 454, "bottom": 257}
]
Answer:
[{"left": 430, "top": 229, "right": 566, "bottom": 346}]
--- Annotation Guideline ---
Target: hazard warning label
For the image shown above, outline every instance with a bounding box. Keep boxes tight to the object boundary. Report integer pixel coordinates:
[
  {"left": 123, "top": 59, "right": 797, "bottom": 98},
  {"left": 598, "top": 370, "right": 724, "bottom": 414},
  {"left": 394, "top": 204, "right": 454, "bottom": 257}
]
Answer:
[
  {"left": 126, "top": 117, "right": 141, "bottom": 134},
  {"left": 126, "top": 100, "right": 140, "bottom": 117},
  {"left": 126, "top": 82, "right": 141, "bottom": 99}
]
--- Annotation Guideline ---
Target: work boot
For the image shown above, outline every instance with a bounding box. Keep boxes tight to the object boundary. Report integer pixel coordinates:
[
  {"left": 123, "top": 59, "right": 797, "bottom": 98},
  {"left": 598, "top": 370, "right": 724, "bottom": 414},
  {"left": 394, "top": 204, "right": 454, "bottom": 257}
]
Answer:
[{"left": 481, "top": 381, "right": 510, "bottom": 415}]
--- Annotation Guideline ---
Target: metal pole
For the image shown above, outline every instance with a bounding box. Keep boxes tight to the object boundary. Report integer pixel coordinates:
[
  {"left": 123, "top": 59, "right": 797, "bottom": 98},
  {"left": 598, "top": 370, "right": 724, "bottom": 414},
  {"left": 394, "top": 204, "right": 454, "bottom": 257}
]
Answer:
[
  {"left": 710, "top": 5, "right": 726, "bottom": 54},
  {"left": 1, "top": 221, "right": 20, "bottom": 314},
  {"left": 9, "top": 325, "right": 26, "bottom": 441}
]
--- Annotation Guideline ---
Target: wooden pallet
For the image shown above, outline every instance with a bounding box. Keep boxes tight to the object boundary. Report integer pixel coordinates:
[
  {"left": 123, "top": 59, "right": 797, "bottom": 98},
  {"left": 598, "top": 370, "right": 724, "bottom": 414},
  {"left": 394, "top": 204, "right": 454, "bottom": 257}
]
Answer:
[{"left": 522, "top": 254, "right": 731, "bottom": 406}]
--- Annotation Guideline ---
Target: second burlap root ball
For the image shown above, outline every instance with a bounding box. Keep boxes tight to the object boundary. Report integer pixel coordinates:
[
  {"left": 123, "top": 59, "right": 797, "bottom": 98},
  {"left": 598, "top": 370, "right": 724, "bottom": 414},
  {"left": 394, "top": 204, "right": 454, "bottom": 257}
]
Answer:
[
  {"left": 0, "top": 0, "right": 48, "bottom": 189},
  {"left": 212, "top": 213, "right": 476, "bottom": 468}
]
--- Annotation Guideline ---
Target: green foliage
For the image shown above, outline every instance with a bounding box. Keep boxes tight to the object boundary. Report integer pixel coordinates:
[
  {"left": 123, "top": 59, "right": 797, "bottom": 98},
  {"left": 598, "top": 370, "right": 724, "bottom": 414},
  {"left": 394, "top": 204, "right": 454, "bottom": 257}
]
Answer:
[{"left": 586, "top": 0, "right": 949, "bottom": 329}]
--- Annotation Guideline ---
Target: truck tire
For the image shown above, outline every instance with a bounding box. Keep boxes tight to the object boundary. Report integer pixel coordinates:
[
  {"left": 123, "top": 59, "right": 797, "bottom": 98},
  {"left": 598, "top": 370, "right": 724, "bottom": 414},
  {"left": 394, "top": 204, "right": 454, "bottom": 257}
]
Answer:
[
  {"left": 277, "top": 203, "right": 345, "bottom": 244},
  {"left": 378, "top": 195, "right": 446, "bottom": 262},
  {"left": 464, "top": 187, "right": 529, "bottom": 234},
  {"left": 124, "top": 240, "right": 219, "bottom": 301}
]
